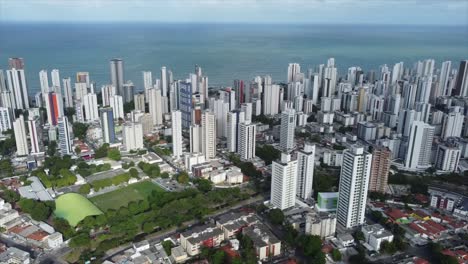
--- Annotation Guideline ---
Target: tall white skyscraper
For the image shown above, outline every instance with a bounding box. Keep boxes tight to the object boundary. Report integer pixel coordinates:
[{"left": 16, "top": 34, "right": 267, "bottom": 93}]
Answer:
[
  {"left": 202, "top": 111, "right": 216, "bottom": 160},
  {"left": 190, "top": 125, "right": 202, "bottom": 153},
  {"left": 280, "top": 108, "right": 296, "bottom": 151},
  {"left": 122, "top": 122, "right": 143, "bottom": 151},
  {"left": 6, "top": 66, "right": 29, "bottom": 110},
  {"left": 101, "top": 84, "right": 116, "bottom": 106},
  {"left": 171, "top": 110, "right": 183, "bottom": 159},
  {"left": 83, "top": 93, "right": 99, "bottom": 121},
  {"left": 296, "top": 143, "right": 315, "bottom": 200},
  {"left": 270, "top": 153, "right": 298, "bottom": 210},
  {"left": 404, "top": 121, "right": 435, "bottom": 170},
  {"left": 148, "top": 88, "right": 163, "bottom": 126},
  {"left": 287, "top": 63, "right": 301, "bottom": 83},
  {"left": 27, "top": 117, "right": 42, "bottom": 154},
  {"left": 58, "top": 116, "right": 72, "bottom": 156},
  {"left": 62, "top": 78, "right": 73, "bottom": 108},
  {"left": 0, "top": 107, "right": 12, "bottom": 132},
  {"left": 134, "top": 93, "right": 145, "bottom": 112},
  {"left": 237, "top": 121, "right": 256, "bottom": 160},
  {"left": 39, "top": 70, "right": 50, "bottom": 94},
  {"left": 439, "top": 61, "right": 452, "bottom": 96},
  {"left": 336, "top": 146, "right": 372, "bottom": 228},
  {"left": 13, "top": 115, "right": 28, "bottom": 156},
  {"left": 262, "top": 76, "right": 280, "bottom": 115},
  {"left": 226, "top": 112, "right": 238, "bottom": 153},
  {"left": 110, "top": 95, "right": 124, "bottom": 120},
  {"left": 143, "top": 71, "right": 153, "bottom": 102},
  {"left": 51, "top": 69, "right": 60, "bottom": 89},
  {"left": 161, "top": 67, "right": 168, "bottom": 97},
  {"left": 240, "top": 103, "right": 252, "bottom": 124},
  {"left": 441, "top": 108, "right": 464, "bottom": 140}
]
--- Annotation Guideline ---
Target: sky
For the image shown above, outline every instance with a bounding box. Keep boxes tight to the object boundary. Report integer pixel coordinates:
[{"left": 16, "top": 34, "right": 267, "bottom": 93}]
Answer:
[{"left": 0, "top": 0, "right": 467, "bottom": 25}]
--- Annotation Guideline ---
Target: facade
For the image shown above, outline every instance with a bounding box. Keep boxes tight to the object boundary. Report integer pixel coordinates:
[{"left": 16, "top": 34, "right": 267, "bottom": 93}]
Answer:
[
  {"left": 13, "top": 115, "right": 28, "bottom": 156},
  {"left": 226, "top": 111, "right": 238, "bottom": 153},
  {"left": 362, "top": 224, "right": 394, "bottom": 251},
  {"left": 180, "top": 224, "right": 224, "bottom": 256},
  {"left": 58, "top": 116, "right": 73, "bottom": 156},
  {"left": 336, "top": 146, "right": 372, "bottom": 228},
  {"left": 305, "top": 212, "right": 336, "bottom": 238},
  {"left": 101, "top": 84, "right": 116, "bottom": 106},
  {"left": 6, "top": 63, "right": 30, "bottom": 110},
  {"left": 435, "top": 142, "right": 461, "bottom": 172},
  {"left": 27, "top": 117, "right": 43, "bottom": 155},
  {"left": 148, "top": 88, "right": 163, "bottom": 126},
  {"left": 201, "top": 111, "right": 216, "bottom": 160},
  {"left": 171, "top": 110, "right": 183, "bottom": 159},
  {"left": 270, "top": 153, "right": 298, "bottom": 210},
  {"left": 279, "top": 108, "right": 296, "bottom": 151},
  {"left": 296, "top": 143, "right": 315, "bottom": 200},
  {"left": 122, "top": 122, "right": 143, "bottom": 151},
  {"left": 179, "top": 81, "right": 193, "bottom": 129},
  {"left": 441, "top": 108, "right": 464, "bottom": 140},
  {"left": 369, "top": 146, "right": 391, "bottom": 193},
  {"left": 237, "top": 122, "right": 256, "bottom": 160},
  {"left": 100, "top": 108, "right": 116, "bottom": 144},
  {"left": 190, "top": 125, "right": 202, "bottom": 153},
  {"left": 243, "top": 223, "right": 281, "bottom": 261},
  {"left": 0, "top": 107, "right": 12, "bottom": 132},
  {"left": 62, "top": 77, "right": 73, "bottom": 108},
  {"left": 45, "top": 92, "right": 63, "bottom": 126},
  {"left": 134, "top": 93, "right": 145, "bottom": 112}
]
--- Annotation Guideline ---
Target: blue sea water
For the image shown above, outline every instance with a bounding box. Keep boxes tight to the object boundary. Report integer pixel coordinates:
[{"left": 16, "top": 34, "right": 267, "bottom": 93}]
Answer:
[{"left": 0, "top": 23, "right": 467, "bottom": 95}]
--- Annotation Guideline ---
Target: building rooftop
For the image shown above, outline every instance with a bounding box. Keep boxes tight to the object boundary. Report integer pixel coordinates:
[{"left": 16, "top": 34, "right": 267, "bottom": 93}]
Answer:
[{"left": 243, "top": 223, "right": 280, "bottom": 248}]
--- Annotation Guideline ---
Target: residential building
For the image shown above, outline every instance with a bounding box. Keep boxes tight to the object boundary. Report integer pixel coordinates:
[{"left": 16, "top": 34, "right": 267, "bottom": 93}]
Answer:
[
  {"left": 122, "top": 122, "right": 143, "bottom": 151},
  {"left": 279, "top": 108, "right": 296, "bottom": 151},
  {"left": 238, "top": 121, "right": 256, "bottom": 160},
  {"left": 369, "top": 146, "right": 391, "bottom": 193},
  {"left": 362, "top": 224, "right": 394, "bottom": 251},
  {"left": 100, "top": 108, "right": 115, "bottom": 144},
  {"left": 82, "top": 93, "right": 99, "bottom": 121},
  {"left": 13, "top": 115, "right": 28, "bottom": 156},
  {"left": 109, "top": 95, "right": 124, "bottom": 120},
  {"left": 404, "top": 121, "right": 434, "bottom": 170},
  {"left": 296, "top": 143, "right": 315, "bottom": 200},
  {"left": 305, "top": 211, "right": 336, "bottom": 238},
  {"left": 201, "top": 111, "right": 216, "bottom": 160},
  {"left": 110, "top": 58, "right": 124, "bottom": 99},
  {"left": 242, "top": 223, "right": 281, "bottom": 261},
  {"left": 271, "top": 153, "right": 298, "bottom": 210},
  {"left": 171, "top": 110, "right": 183, "bottom": 159}
]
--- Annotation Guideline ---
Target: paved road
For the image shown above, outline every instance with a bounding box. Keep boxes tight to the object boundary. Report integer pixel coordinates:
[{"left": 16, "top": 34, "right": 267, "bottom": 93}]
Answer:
[{"left": 102, "top": 194, "right": 266, "bottom": 261}]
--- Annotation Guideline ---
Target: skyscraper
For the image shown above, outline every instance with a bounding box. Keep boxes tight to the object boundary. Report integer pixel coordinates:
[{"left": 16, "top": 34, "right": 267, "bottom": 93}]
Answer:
[
  {"left": 161, "top": 66, "right": 168, "bottom": 97},
  {"left": 280, "top": 108, "right": 296, "bottom": 151},
  {"left": 296, "top": 143, "right": 315, "bottom": 200},
  {"left": 110, "top": 59, "right": 124, "bottom": 99},
  {"left": 262, "top": 76, "right": 280, "bottom": 115},
  {"left": 134, "top": 93, "right": 145, "bottom": 112},
  {"left": 62, "top": 78, "right": 73, "bottom": 108},
  {"left": 148, "top": 88, "right": 163, "bottom": 126},
  {"left": 441, "top": 107, "right": 464, "bottom": 140},
  {"left": 100, "top": 108, "right": 116, "bottom": 144},
  {"left": 287, "top": 63, "right": 301, "bottom": 83},
  {"left": 226, "top": 111, "right": 238, "bottom": 153},
  {"left": 0, "top": 107, "right": 12, "bottom": 132},
  {"left": 143, "top": 71, "right": 153, "bottom": 102},
  {"left": 179, "top": 81, "right": 193, "bottom": 129},
  {"left": 6, "top": 59, "right": 29, "bottom": 110},
  {"left": 202, "top": 111, "right": 216, "bottom": 160},
  {"left": 83, "top": 93, "right": 99, "bottom": 121},
  {"left": 27, "top": 117, "right": 43, "bottom": 154},
  {"left": 336, "top": 146, "right": 372, "bottom": 228},
  {"left": 190, "top": 124, "right": 202, "bottom": 153},
  {"left": 101, "top": 84, "right": 116, "bottom": 106},
  {"left": 171, "top": 110, "right": 183, "bottom": 159},
  {"left": 454, "top": 60, "right": 468, "bottom": 96},
  {"left": 13, "top": 115, "right": 28, "bottom": 156},
  {"left": 110, "top": 95, "right": 124, "bottom": 120},
  {"left": 270, "top": 153, "right": 298, "bottom": 210},
  {"left": 404, "top": 121, "right": 434, "bottom": 170},
  {"left": 368, "top": 146, "right": 391, "bottom": 194},
  {"left": 39, "top": 70, "right": 49, "bottom": 94},
  {"left": 45, "top": 92, "right": 64, "bottom": 126},
  {"left": 123, "top": 81, "right": 135, "bottom": 103},
  {"left": 122, "top": 122, "right": 143, "bottom": 151},
  {"left": 435, "top": 141, "right": 460, "bottom": 173},
  {"left": 58, "top": 116, "right": 72, "bottom": 156},
  {"left": 51, "top": 69, "right": 60, "bottom": 89},
  {"left": 238, "top": 121, "right": 256, "bottom": 160}
]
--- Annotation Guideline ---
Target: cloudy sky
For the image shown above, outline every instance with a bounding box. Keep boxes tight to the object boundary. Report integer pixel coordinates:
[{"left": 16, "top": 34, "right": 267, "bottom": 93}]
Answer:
[{"left": 0, "top": 0, "right": 467, "bottom": 25}]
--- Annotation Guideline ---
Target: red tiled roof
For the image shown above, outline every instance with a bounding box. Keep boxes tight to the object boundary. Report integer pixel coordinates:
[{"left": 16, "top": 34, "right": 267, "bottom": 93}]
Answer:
[
  {"left": 8, "top": 225, "right": 30, "bottom": 234},
  {"left": 27, "top": 231, "right": 48, "bottom": 241},
  {"left": 385, "top": 208, "right": 407, "bottom": 220},
  {"left": 414, "top": 257, "right": 430, "bottom": 264}
]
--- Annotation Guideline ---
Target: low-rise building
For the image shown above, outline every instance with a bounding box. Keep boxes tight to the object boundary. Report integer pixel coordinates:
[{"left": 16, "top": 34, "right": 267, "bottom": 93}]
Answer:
[
  {"left": 0, "top": 246, "right": 30, "bottom": 264},
  {"left": 180, "top": 224, "right": 224, "bottom": 256},
  {"left": 243, "top": 223, "right": 281, "bottom": 261},
  {"left": 216, "top": 212, "right": 258, "bottom": 240},
  {"left": 361, "top": 224, "right": 394, "bottom": 251},
  {"left": 305, "top": 211, "right": 336, "bottom": 238}
]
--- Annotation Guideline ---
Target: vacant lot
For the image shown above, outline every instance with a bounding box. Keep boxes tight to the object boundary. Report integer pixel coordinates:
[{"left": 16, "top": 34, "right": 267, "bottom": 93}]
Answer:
[
  {"left": 90, "top": 181, "right": 164, "bottom": 211},
  {"left": 55, "top": 193, "right": 103, "bottom": 226}
]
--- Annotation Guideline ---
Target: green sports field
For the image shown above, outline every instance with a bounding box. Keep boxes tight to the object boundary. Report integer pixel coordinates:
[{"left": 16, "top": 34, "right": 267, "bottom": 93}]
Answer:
[
  {"left": 89, "top": 181, "right": 164, "bottom": 211},
  {"left": 54, "top": 193, "right": 103, "bottom": 226}
]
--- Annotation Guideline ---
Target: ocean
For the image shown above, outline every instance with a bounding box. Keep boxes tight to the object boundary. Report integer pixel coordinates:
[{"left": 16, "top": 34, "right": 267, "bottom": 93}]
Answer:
[{"left": 0, "top": 23, "right": 467, "bottom": 94}]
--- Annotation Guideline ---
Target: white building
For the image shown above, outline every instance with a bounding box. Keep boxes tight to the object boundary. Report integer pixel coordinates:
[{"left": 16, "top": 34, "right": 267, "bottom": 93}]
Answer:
[
  {"left": 142, "top": 71, "right": 153, "bottom": 102},
  {"left": 296, "top": 143, "right": 315, "bottom": 200},
  {"left": 362, "top": 224, "right": 394, "bottom": 251},
  {"left": 74, "top": 82, "right": 88, "bottom": 101},
  {"left": 110, "top": 95, "right": 124, "bottom": 120},
  {"left": 58, "top": 116, "right": 73, "bottom": 155},
  {"left": 51, "top": 69, "right": 60, "bottom": 88},
  {"left": 226, "top": 112, "right": 238, "bottom": 153},
  {"left": 62, "top": 77, "right": 73, "bottom": 108},
  {"left": 134, "top": 93, "right": 145, "bottom": 112},
  {"left": 148, "top": 88, "right": 163, "bottom": 126},
  {"left": 237, "top": 122, "right": 256, "bottom": 160},
  {"left": 336, "top": 146, "right": 372, "bottom": 228},
  {"left": 82, "top": 93, "right": 99, "bottom": 121},
  {"left": 0, "top": 107, "right": 12, "bottom": 132},
  {"left": 305, "top": 212, "right": 336, "bottom": 238},
  {"left": 171, "top": 110, "right": 183, "bottom": 159},
  {"left": 270, "top": 153, "right": 298, "bottom": 210},
  {"left": 6, "top": 68, "right": 29, "bottom": 110},
  {"left": 27, "top": 118, "right": 42, "bottom": 154},
  {"left": 404, "top": 121, "right": 434, "bottom": 170},
  {"left": 262, "top": 76, "right": 280, "bottom": 115},
  {"left": 13, "top": 115, "right": 28, "bottom": 156},
  {"left": 202, "top": 111, "right": 216, "bottom": 160},
  {"left": 435, "top": 142, "right": 461, "bottom": 172},
  {"left": 441, "top": 108, "right": 464, "bottom": 140},
  {"left": 122, "top": 122, "right": 143, "bottom": 151},
  {"left": 184, "top": 153, "right": 205, "bottom": 171},
  {"left": 280, "top": 108, "right": 296, "bottom": 151},
  {"left": 101, "top": 84, "right": 116, "bottom": 106},
  {"left": 190, "top": 125, "right": 202, "bottom": 153}
]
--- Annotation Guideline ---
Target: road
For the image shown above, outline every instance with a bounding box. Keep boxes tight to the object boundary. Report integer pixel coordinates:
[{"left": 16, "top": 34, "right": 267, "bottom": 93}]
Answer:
[{"left": 102, "top": 194, "right": 266, "bottom": 261}]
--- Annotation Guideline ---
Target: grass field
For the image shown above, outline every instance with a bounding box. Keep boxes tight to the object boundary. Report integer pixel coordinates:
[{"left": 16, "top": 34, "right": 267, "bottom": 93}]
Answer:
[
  {"left": 90, "top": 181, "right": 164, "bottom": 211},
  {"left": 55, "top": 193, "right": 103, "bottom": 226}
]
